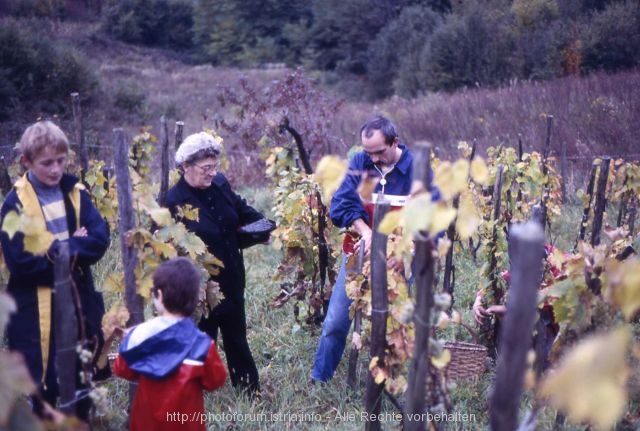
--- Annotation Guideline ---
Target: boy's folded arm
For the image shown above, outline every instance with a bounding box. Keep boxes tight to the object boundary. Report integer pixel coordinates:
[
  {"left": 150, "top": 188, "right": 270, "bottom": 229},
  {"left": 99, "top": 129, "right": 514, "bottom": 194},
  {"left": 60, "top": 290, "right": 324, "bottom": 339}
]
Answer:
[
  {"left": 68, "top": 192, "right": 110, "bottom": 265},
  {"left": 202, "top": 342, "right": 227, "bottom": 391}
]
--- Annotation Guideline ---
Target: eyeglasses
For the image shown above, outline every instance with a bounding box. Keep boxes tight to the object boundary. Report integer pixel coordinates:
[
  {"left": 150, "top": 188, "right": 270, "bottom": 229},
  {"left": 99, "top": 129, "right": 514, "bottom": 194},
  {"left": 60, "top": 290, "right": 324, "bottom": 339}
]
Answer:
[{"left": 192, "top": 162, "right": 218, "bottom": 173}]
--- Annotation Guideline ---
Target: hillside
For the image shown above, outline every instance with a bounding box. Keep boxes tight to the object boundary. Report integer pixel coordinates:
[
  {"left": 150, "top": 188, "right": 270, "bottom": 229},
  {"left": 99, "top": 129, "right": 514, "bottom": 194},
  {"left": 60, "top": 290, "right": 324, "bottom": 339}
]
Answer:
[{"left": 1, "top": 18, "right": 639, "bottom": 192}]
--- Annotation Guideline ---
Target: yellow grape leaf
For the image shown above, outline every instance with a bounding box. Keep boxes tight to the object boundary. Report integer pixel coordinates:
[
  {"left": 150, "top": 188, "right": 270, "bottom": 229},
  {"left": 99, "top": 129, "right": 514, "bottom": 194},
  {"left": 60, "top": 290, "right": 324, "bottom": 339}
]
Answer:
[
  {"left": 180, "top": 204, "right": 200, "bottom": 222},
  {"left": 368, "top": 356, "right": 389, "bottom": 384},
  {"left": 433, "top": 161, "right": 455, "bottom": 200},
  {"left": 148, "top": 207, "right": 173, "bottom": 227},
  {"left": 401, "top": 193, "right": 433, "bottom": 238},
  {"left": 456, "top": 192, "right": 481, "bottom": 240},
  {"left": 180, "top": 233, "right": 207, "bottom": 258},
  {"left": 437, "top": 237, "right": 451, "bottom": 258},
  {"left": 604, "top": 258, "right": 640, "bottom": 320},
  {"left": 151, "top": 240, "right": 177, "bottom": 259},
  {"left": 451, "top": 159, "right": 470, "bottom": 195},
  {"left": 24, "top": 232, "right": 54, "bottom": 256},
  {"left": 101, "top": 302, "right": 130, "bottom": 339},
  {"left": 436, "top": 311, "right": 450, "bottom": 329},
  {"left": 314, "top": 155, "right": 347, "bottom": 203},
  {"left": 1, "top": 210, "right": 20, "bottom": 240},
  {"left": 378, "top": 211, "right": 401, "bottom": 235},
  {"left": 539, "top": 327, "right": 630, "bottom": 431},
  {"left": 428, "top": 202, "right": 457, "bottom": 235},
  {"left": 431, "top": 348, "right": 451, "bottom": 369},
  {"left": 470, "top": 157, "right": 489, "bottom": 185},
  {"left": 138, "top": 276, "right": 153, "bottom": 299},
  {"left": 102, "top": 273, "right": 124, "bottom": 293}
]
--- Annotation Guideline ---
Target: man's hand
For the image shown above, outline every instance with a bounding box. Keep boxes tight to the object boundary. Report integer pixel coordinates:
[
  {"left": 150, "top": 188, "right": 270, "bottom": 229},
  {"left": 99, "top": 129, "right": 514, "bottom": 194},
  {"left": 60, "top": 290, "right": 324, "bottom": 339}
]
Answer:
[{"left": 351, "top": 218, "right": 372, "bottom": 255}]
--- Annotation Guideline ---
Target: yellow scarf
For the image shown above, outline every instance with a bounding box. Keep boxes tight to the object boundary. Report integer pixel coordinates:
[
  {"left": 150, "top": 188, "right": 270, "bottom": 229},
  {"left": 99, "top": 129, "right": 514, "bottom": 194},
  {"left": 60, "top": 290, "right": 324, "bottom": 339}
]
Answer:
[{"left": 14, "top": 174, "right": 82, "bottom": 384}]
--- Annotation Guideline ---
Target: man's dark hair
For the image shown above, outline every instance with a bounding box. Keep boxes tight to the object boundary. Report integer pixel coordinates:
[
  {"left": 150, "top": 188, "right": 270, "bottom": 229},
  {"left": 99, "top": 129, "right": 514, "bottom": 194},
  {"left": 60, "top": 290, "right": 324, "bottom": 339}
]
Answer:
[
  {"left": 360, "top": 115, "right": 398, "bottom": 146},
  {"left": 152, "top": 257, "right": 201, "bottom": 315}
]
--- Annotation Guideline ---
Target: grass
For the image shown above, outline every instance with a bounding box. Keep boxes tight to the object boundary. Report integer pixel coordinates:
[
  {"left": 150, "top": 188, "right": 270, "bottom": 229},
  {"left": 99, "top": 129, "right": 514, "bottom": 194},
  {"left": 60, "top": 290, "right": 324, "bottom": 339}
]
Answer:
[{"left": 87, "top": 190, "right": 640, "bottom": 431}]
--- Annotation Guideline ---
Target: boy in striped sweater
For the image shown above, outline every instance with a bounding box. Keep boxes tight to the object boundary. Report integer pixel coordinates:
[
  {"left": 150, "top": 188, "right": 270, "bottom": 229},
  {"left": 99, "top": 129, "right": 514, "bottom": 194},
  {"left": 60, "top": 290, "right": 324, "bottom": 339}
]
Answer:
[{"left": 0, "top": 120, "right": 111, "bottom": 419}]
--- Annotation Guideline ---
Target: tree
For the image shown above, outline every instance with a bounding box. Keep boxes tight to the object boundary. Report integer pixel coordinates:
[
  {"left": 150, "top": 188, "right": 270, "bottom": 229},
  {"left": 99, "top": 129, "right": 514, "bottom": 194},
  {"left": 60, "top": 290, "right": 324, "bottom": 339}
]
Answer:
[{"left": 365, "top": 5, "right": 443, "bottom": 99}]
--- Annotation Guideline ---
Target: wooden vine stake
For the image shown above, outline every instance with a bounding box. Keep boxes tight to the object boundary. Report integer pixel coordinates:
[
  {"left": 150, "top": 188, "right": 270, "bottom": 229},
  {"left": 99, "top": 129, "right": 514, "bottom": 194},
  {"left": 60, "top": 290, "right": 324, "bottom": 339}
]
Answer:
[
  {"left": 0, "top": 156, "right": 13, "bottom": 195},
  {"left": 158, "top": 116, "right": 170, "bottom": 207},
  {"left": 575, "top": 161, "right": 598, "bottom": 250},
  {"left": 113, "top": 128, "right": 144, "bottom": 404},
  {"left": 365, "top": 197, "right": 390, "bottom": 431},
  {"left": 489, "top": 221, "right": 544, "bottom": 431},
  {"left": 53, "top": 241, "right": 77, "bottom": 416},
  {"left": 484, "top": 164, "right": 504, "bottom": 358},
  {"left": 405, "top": 142, "right": 437, "bottom": 431},
  {"left": 71, "top": 93, "right": 89, "bottom": 175},
  {"left": 540, "top": 115, "right": 553, "bottom": 231},
  {"left": 591, "top": 157, "right": 610, "bottom": 246},
  {"left": 347, "top": 239, "right": 366, "bottom": 390}
]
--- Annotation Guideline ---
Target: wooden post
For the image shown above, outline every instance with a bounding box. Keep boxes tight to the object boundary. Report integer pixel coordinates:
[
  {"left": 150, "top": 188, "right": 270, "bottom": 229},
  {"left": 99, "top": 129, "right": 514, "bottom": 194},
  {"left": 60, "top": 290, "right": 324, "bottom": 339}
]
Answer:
[
  {"left": 560, "top": 140, "right": 567, "bottom": 204},
  {"left": 591, "top": 158, "right": 610, "bottom": 246},
  {"left": 575, "top": 161, "right": 598, "bottom": 249},
  {"left": 71, "top": 93, "right": 89, "bottom": 175},
  {"left": 53, "top": 241, "right": 77, "bottom": 416},
  {"left": 628, "top": 196, "right": 637, "bottom": 237},
  {"left": 113, "top": 128, "right": 144, "bottom": 405},
  {"left": 485, "top": 165, "right": 505, "bottom": 358},
  {"left": 540, "top": 115, "right": 553, "bottom": 231},
  {"left": 365, "top": 197, "right": 389, "bottom": 431},
  {"left": 174, "top": 121, "right": 184, "bottom": 149},
  {"left": 489, "top": 222, "right": 544, "bottom": 431},
  {"left": 405, "top": 143, "right": 437, "bottom": 431},
  {"left": 347, "top": 240, "right": 366, "bottom": 390},
  {"left": 0, "top": 156, "right": 13, "bottom": 195},
  {"left": 158, "top": 116, "right": 170, "bottom": 207}
]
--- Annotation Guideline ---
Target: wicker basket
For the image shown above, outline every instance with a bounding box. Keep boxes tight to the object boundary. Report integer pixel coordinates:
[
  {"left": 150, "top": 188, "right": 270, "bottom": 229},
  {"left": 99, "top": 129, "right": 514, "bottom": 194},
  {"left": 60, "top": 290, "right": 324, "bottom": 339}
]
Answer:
[{"left": 441, "top": 340, "right": 487, "bottom": 380}]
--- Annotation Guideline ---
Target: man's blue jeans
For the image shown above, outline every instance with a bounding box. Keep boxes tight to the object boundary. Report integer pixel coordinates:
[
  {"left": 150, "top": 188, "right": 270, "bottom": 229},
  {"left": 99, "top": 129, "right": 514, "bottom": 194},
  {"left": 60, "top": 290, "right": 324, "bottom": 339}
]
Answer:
[{"left": 311, "top": 255, "right": 352, "bottom": 382}]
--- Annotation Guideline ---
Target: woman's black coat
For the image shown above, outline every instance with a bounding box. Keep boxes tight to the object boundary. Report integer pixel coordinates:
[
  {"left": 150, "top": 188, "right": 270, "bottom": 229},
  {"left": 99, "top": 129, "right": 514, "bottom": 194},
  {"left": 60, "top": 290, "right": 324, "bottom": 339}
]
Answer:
[{"left": 165, "top": 174, "right": 264, "bottom": 302}]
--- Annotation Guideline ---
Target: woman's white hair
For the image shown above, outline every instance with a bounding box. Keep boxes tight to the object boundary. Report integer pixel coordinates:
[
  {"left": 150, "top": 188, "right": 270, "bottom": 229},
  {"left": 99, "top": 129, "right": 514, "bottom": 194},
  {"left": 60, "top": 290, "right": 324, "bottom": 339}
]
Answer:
[{"left": 175, "top": 131, "right": 223, "bottom": 165}]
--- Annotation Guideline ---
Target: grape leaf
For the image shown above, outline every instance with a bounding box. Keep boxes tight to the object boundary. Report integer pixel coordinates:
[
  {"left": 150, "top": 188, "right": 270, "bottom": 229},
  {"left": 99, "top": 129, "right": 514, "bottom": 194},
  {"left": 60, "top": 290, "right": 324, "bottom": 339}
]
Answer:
[
  {"left": 539, "top": 327, "right": 630, "bottom": 430},
  {"left": 314, "top": 155, "right": 347, "bottom": 203}
]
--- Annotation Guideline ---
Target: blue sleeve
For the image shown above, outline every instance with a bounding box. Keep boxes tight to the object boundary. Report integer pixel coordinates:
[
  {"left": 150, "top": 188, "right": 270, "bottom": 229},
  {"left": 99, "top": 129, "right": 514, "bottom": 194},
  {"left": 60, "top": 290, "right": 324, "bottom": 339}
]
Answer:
[
  {"left": 329, "top": 153, "right": 368, "bottom": 228},
  {"left": 67, "top": 190, "right": 110, "bottom": 267}
]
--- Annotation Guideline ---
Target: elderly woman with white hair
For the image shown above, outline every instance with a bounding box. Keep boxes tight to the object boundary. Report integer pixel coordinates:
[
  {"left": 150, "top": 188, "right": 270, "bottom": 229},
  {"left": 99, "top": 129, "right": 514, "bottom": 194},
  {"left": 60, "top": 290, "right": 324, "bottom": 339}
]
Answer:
[{"left": 165, "top": 131, "right": 273, "bottom": 397}]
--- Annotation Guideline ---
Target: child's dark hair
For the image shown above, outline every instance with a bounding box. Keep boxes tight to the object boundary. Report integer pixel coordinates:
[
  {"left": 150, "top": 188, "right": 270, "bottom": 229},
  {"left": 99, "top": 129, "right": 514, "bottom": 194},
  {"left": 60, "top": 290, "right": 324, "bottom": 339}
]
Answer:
[{"left": 152, "top": 257, "right": 201, "bottom": 315}]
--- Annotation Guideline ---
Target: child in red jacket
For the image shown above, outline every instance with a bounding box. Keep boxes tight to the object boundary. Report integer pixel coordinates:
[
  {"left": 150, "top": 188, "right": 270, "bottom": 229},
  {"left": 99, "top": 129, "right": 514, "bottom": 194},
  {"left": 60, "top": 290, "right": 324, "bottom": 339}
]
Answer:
[{"left": 113, "top": 257, "right": 227, "bottom": 431}]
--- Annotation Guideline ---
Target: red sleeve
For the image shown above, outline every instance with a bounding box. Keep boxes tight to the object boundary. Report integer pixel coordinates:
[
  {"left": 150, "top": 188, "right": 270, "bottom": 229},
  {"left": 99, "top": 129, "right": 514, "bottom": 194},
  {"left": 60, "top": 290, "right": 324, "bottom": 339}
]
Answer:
[
  {"left": 201, "top": 342, "right": 227, "bottom": 391},
  {"left": 112, "top": 355, "right": 139, "bottom": 381}
]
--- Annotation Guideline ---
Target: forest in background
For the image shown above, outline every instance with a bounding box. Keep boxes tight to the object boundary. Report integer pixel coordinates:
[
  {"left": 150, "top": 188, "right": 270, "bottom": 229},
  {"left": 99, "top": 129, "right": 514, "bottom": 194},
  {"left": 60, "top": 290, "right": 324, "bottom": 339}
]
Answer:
[
  {"left": 0, "top": 0, "right": 639, "bottom": 190},
  {"left": 2, "top": 0, "right": 639, "bottom": 101}
]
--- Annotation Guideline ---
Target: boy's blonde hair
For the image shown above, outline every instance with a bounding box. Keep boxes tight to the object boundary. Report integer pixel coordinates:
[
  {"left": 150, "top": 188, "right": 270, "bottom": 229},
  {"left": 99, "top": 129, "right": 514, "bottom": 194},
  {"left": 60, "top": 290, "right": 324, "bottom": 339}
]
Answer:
[{"left": 19, "top": 120, "right": 69, "bottom": 161}]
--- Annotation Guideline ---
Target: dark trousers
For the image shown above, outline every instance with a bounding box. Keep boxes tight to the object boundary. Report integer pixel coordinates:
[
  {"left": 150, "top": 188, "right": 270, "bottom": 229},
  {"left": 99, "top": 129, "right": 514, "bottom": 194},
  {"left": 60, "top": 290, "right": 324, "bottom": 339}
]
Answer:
[{"left": 199, "top": 296, "right": 259, "bottom": 394}]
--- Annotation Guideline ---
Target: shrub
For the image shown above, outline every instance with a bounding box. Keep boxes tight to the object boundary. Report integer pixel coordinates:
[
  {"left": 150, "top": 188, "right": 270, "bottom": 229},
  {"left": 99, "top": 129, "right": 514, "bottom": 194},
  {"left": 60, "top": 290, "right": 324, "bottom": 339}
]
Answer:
[
  {"left": 101, "top": 0, "right": 194, "bottom": 49},
  {"left": 0, "top": 19, "right": 97, "bottom": 119},
  {"left": 113, "top": 82, "right": 146, "bottom": 114},
  {"left": 580, "top": 1, "right": 640, "bottom": 72}
]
